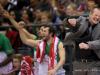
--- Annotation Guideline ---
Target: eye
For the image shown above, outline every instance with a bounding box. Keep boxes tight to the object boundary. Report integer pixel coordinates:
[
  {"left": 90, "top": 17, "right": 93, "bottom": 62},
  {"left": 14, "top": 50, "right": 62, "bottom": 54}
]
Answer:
[{"left": 44, "top": 30, "right": 46, "bottom": 32}]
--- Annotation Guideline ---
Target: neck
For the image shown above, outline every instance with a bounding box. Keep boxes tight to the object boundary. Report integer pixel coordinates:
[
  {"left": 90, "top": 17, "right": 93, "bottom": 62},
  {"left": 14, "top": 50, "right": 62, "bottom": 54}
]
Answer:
[{"left": 47, "top": 36, "right": 54, "bottom": 45}]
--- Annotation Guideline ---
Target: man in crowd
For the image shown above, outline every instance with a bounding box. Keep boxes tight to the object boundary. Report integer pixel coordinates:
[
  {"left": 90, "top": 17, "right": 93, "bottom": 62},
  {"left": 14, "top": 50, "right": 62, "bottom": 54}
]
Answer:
[
  {"left": 2, "top": 9, "right": 65, "bottom": 75},
  {"left": 64, "top": 7, "right": 100, "bottom": 75}
]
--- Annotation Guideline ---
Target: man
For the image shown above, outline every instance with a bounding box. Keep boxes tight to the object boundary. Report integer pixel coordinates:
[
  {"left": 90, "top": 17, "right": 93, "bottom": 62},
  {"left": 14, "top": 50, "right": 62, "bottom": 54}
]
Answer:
[
  {"left": 3, "top": 11, "right": 65, "bottom": 75},
  {"left": 64, "top": 7, "right": 100, "bottom": 75},
  {"left": 0, "top": 33, "right": 13, "bottom": 74}
]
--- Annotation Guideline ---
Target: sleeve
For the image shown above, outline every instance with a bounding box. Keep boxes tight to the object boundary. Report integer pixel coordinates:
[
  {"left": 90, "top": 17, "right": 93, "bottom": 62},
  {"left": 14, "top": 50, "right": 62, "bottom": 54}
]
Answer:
[
  {"left": 2, "top": 34, "right": 13, "bottom": 55},
  {"left": 87, "top": 40, "right": 100, "bottom": 50},
  {"left": 87, "top": 24, "right": 100, "bottom": 50},
  {"left": 72, "top": 16, "right": 86, "bottom": 32}
]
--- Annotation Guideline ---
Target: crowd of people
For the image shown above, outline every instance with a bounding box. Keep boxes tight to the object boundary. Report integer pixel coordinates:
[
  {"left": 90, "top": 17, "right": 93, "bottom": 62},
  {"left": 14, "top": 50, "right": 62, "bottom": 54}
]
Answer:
[{"left": 0, "top": 0, "right": 100, "bottom": 75}]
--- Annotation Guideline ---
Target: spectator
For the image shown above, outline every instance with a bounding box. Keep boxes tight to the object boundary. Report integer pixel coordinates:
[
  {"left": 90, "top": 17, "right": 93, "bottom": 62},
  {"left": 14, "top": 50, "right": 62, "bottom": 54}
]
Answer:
[
  {"left": 65, "top": 7, "right": 100, "bottom": 75},
  {"left": 3, "top": 10, "right": 66, "bottom": 75},
  {"left": 6, "top": 54, "right": 22, "bottom": 75},
  {"left": 0, "top": 33, "right": 13, "bottom": 74}
]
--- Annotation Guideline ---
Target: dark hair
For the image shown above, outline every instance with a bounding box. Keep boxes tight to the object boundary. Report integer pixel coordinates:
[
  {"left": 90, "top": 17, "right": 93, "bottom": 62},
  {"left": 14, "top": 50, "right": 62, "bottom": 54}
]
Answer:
[
  {"left": 40, "top": 24, "right": 56, "bottom": 37},
  {"left": 48, "top": 25, "right": 56, "bottom": 37}
]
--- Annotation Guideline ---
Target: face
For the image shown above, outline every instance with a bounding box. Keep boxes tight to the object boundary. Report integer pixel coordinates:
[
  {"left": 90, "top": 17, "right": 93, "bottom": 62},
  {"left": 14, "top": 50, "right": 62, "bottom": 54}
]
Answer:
[
  {"left": 66, "top": 6, "right": 74, "bottom": 14},
  {"left": 65, "top": 4, "right": 76, "bottom": 16},
  {"left": 10, "top": 11, "right": 16, "bottom": 19},
  {"left": 21, "top": 10, "right": 29, "bottom": 20},
  {"left": 38, "top": 26, "right": 49, "bottom": 39},
  {"left": 41, "top": 14, "right": 49, "bottom": 23},
  {"left": 89, "top": 8, "right": 100, "bottom": 24},
  {"left": 35, "top": 9, "right": 41, "bottom": 18},
  {"left": 87, "top": 1, "right": 96, "bottom": 11},
  {"left": 13, "top": 58, "right": 21, "bottom": 69}
]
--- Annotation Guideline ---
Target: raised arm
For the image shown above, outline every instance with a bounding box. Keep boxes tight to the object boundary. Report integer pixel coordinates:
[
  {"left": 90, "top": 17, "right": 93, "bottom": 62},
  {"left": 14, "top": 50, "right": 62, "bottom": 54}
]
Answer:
[
  {"left": 3, "top": 11, "right": 40, "bottom": 47},
  {"left": 3, "top": 11, "right": 21, "bottom": 30},
  {"left": 19, "top": 29, "right": 40, "bottom": 47},
  {"left": 18, "top": 21, "right": 37, "bottom": 40},
  {"left": 3, "top": 11, "right": 37, "bottom": 40}
]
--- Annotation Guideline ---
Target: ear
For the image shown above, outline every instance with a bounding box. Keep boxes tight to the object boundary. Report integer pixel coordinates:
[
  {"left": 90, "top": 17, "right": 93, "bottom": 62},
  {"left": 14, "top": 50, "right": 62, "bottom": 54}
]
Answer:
[{"left": 50, "top": 32, "right": 53, "bottom": 37}]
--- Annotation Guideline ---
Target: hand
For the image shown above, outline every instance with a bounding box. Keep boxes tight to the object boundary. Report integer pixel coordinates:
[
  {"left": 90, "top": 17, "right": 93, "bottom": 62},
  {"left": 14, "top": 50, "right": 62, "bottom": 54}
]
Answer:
[
  {"left": 0, "top": 4, "right": 5, "bottom": 15},
  {"left": 68, "top": 18, "right": 77, "bottom": 27},
  {"left": 79, "top": 42, "right": 89, "bottom": 49},
  {"left": 18, "top": 21, "right": 25, "bottom": 29},
  {"left": 2, "top": 11, "right": 12, "bottom": 18},
  {"left": 48, "top": 69, "right": 56, "bottom": 75}
]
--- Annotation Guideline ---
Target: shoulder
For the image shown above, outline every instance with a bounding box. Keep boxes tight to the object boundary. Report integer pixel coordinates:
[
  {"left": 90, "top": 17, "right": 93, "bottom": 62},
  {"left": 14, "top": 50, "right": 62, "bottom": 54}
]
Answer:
[
  {"left": 54, "top": 36, "right": 63, "bottom": 47},
  {"left": 97, "top": 23, "right": 100, "bottom": 27},
  {"left": 94, "top": 23, "right": 100, "bottom": 31},
  {"left": 77, "top": 16, "right": 88, "bottom": 22},
  {"left": 0, "top": 33, "right": 4, "bottom": 37},
  {"left": 58, "top": 41, "right": 64, "bottom": 48},
  {"left": 0, "top": 33, "right": 7, "bottom": 39}
]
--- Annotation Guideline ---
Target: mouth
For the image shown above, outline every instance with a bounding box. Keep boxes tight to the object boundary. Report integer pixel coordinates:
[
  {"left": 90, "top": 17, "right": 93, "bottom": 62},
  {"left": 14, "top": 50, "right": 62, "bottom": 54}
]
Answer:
[
  {"left": 38, "top": 32, "right": 40, "bottom": 35},
  {"left": 92, "top": 18, "right": 99, "bottom": 24}
]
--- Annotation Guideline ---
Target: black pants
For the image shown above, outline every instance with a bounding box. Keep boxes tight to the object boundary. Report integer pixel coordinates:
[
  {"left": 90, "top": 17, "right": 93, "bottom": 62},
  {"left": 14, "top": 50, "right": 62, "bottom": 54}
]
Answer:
[{"left": 64, "top": 45, "right": 75, "bottom": 75}]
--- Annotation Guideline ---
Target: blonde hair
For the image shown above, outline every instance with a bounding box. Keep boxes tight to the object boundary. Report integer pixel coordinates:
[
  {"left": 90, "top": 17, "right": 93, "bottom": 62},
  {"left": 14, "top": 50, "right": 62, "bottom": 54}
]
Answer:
[
  {"left": 66, "top": 3, "right": 77, "bottom": 10},
  {"left": 40, "top": 11, "right": 52, "bottom": 22}
]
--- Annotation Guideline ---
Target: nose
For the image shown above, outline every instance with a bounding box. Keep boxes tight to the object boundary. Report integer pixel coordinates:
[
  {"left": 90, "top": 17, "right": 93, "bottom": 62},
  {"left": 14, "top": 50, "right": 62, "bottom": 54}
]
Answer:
[
  {"left": 38, "top": 30, "right": 40, "bottom": 34},
  {"left": 96, "top": 15, "right": 99, "bottom": 19},
  {"left": 38, "top": 30, "right": 42, "bottom": 35}
]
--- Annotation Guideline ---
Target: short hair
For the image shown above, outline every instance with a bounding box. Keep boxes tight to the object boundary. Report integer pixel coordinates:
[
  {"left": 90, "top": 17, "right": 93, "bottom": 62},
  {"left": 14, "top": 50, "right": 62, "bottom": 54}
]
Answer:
[
  {"left": 66, "top": 3, "right": 77, "bottom": 10},
  {"left": 40, "top": 24, "right": 56, "bottom": 37},
  {"left": 41, "top": 11, "right": 51, "bottom": 20},
  {"left": 13, "top": 54, "right": 22, "bottom": 62},
  {"left": 90, "top": 7, "right": 100, "bottom": 14}
]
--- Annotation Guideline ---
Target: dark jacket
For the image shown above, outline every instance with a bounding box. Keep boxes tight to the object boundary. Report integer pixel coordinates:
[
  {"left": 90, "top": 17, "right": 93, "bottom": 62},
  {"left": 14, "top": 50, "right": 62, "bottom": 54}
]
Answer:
[{"left": 64, "top": 16, "right": 100, "bottom": 59}]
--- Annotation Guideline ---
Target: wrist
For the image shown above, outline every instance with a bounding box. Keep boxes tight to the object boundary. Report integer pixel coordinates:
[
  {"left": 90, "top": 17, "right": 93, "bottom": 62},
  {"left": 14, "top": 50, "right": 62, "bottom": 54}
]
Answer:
[
  {"left": 9, "top": 16, "right": 13, "bottom": 19},
  {"left": 53, "top": 7, "right": 57, "bottom": 10},
  {"left": 86, "top": 44, "right": 89, "bottom": 49},
  {"left": 54, "top": 67, "right": 58, "bottom": 72},
  {"left": 85, "top": 42, "right": 89, "bottom": 49}
]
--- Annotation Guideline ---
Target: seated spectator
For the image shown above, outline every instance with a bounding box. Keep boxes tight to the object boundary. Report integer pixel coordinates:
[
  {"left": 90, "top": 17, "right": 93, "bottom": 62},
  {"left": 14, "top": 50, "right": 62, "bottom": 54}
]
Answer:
[
  {"left": 5, "top": 54, "right": 22, "bottom": 75},
  {"left": 0, "top": 33, "right": 14, "bottom": 74},
  {"left": 64, "top": 7, "right": 100, "bottom": 75}
]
